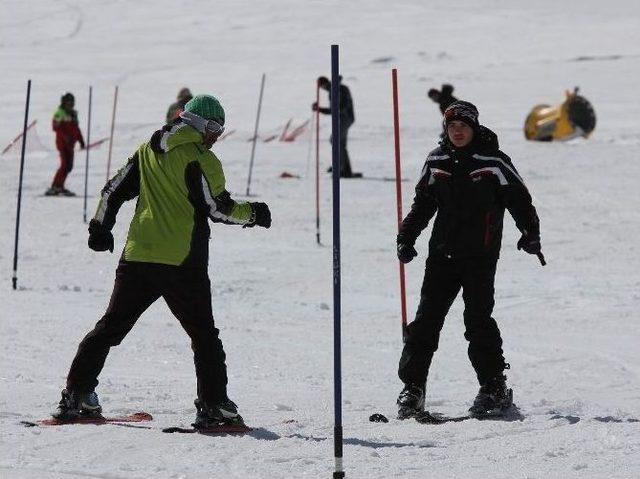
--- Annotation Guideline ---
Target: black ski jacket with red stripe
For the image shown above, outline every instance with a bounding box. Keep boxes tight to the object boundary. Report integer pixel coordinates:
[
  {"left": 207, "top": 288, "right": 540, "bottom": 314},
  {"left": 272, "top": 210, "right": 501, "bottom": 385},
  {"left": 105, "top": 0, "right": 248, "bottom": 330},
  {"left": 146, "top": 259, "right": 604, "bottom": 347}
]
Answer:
[{"left": 398, "top": 126, "right": 540, "bottom": 260}]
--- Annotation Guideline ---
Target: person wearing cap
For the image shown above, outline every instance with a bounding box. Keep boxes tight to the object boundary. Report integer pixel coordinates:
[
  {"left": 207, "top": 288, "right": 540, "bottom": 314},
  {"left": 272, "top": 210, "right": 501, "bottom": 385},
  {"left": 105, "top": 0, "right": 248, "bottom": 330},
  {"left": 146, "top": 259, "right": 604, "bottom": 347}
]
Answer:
[
  {"left": 427, "top": 84, "right": 458, "bottom": 115},
  {"left": 166, "top": 87, "right": 193, "bottom": 123},
  {"left": 312, "top": 76, "right": 359, "bottom": 178},
  {"left": 395, "top": 100, "right": 543, "bottom": 419},
  {"left": 53, "top": 94, "right": 271, "bottom": 429},
  {"left": 46, "top": 92, "right": 86, "bottom": 196}
]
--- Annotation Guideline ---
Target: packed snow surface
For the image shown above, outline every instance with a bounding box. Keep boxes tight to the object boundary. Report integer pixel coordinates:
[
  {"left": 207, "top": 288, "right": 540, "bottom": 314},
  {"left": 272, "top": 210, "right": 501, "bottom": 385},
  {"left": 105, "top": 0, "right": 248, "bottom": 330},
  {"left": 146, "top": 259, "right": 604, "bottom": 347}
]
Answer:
[{"left": 1, "top": 1, "right": 639, "bottom": 478}]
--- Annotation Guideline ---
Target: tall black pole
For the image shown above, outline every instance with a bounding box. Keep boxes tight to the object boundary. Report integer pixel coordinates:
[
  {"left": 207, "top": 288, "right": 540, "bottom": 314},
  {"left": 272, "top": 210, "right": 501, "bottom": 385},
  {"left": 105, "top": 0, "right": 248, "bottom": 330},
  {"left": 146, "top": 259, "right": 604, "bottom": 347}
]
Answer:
[
  {"left": 331, "top": 44, "right": 345, "bottom": 479},
  {"left": 12, "top": 79, "right": 32, "bottom": 290},
  {"left": 83, "top": 86, "right": 93, "bottom": 223},
  {"left": 246, "top": 73, "right": 266, "bottom": 196}
]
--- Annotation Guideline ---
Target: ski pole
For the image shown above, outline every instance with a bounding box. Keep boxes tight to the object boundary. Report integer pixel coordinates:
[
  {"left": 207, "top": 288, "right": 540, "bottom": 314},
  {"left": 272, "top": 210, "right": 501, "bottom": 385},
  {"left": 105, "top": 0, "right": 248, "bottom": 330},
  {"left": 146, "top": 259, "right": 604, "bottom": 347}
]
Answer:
[
  {"left": 537, "top": 251, "right": 546, "bottom": 266},
  {"left": 106, "top": 85, "right": 118, "bottom": 181},
  {"left": 330, "top": 44, "right": 345, "bottom": 479},
  {"left": 315, "top": 78, "right": 321, "bottom": 245},
  {"left": 246, "top": 73, "right": 266, "bottom": 196},
  {"left": 392, "top": 69, "right": 408, "bottom": 341},
  {"left": 12, "top": 79, "right": 31, "bottom": 290},
  {"left": 83, "top": 86, "right": 92, "bottom": 223}
]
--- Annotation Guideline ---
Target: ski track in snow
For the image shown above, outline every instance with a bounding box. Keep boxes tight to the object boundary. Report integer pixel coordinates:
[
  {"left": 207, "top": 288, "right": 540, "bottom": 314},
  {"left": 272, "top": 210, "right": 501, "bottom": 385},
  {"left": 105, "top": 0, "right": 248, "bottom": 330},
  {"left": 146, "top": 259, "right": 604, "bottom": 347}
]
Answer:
[{"left": 2, "top": 0, "right": 640, "bottom": 478}]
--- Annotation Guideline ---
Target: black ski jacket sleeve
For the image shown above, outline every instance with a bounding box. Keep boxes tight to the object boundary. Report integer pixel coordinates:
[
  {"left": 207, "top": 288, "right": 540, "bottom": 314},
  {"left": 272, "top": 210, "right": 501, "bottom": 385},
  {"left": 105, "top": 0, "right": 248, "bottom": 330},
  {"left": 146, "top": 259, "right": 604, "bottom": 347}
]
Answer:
[
  {"left": 492, "top": 152, "right": 540, "bottom": 236},
  {"left": 93, "top": 152, "right": 140, "bottom": 230},
  {"left": 398, "top": 157, "right": 439, "bottom": 246}
]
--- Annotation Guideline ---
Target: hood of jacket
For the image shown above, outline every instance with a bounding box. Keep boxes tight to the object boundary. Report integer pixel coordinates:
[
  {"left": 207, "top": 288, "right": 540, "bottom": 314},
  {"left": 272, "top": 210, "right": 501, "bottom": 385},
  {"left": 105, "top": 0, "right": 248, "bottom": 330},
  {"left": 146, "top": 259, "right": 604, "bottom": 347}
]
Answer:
[{"left": 149, "top": 120, "right": 204, "bottom": 154}]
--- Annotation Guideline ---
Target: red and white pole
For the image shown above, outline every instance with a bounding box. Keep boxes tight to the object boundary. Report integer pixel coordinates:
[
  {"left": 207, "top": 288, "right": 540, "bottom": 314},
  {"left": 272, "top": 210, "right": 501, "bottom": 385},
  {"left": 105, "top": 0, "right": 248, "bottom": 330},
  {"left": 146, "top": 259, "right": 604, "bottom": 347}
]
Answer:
[{"left": 392, "top": 68, "right": 408, "bottom": 340}]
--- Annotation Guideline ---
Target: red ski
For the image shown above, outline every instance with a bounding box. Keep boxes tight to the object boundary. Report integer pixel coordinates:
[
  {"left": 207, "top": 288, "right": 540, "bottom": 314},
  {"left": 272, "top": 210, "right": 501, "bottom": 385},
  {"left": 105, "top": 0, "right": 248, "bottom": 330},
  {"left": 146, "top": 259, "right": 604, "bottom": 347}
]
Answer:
[{"left": 21, "top": 412, "right": 152, "bottom": 427}]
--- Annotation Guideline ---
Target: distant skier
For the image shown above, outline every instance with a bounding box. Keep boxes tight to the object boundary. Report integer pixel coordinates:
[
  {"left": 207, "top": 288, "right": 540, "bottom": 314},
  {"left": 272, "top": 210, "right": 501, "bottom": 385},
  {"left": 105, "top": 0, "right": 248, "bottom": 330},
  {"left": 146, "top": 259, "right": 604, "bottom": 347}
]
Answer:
[
  {"left": 166, "top": 87, "right": 193, "bottom": 123},
  {"left": 46, "top": 92, "right": 85, "bottom": 196},
  {"left": 428, "top": 84, "right": 458, "bottom": 115},
  {"left": 53, "top": 94, "right": 272, "bottom": 429},
  {"left": 396, "top": 101, "right": 544, "bottom": 419},
  {"left": 312, "top": 76, "right": 360, "bottom": 178}
]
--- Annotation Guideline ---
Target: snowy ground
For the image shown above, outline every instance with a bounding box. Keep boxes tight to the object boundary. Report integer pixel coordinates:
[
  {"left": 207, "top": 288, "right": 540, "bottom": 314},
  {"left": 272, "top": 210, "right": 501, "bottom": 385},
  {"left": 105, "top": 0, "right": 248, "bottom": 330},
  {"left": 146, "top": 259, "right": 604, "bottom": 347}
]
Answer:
[{"left": 1, "top": 0, "right": 640, "bottom": 478}]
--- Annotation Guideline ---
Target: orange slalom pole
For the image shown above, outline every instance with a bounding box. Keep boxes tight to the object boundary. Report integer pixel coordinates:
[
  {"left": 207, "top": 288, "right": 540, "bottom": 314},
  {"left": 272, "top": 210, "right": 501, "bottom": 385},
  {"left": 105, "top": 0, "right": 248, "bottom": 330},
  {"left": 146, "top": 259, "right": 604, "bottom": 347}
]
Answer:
[
  {"left": 105, "top": 85, "right": 118, "bottom": 181},
  {"left": 392, "top": 68, "right": 408, "bottom": 340}
]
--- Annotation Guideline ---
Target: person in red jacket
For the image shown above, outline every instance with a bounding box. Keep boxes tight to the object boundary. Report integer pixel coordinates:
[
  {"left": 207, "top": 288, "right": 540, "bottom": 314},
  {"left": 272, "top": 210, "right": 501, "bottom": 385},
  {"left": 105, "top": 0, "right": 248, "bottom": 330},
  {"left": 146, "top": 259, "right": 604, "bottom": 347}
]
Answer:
[{"left": 46, "top": 92, "right": 85, "bottom": 196}]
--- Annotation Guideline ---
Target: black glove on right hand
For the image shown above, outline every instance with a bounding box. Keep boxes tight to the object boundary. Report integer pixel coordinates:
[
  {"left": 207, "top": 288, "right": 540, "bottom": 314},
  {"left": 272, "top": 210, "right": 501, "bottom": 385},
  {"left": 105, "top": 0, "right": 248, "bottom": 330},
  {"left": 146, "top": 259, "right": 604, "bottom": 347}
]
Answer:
[
  {"left": 397, "top": 243, "right": 418, "bottom": 264},
  {"left": 517, "top": 232, "right": 541, "bottom": 255},
  {"left": 250, "top": 202, "right": 271, "bottom": 229},
  {"left": 88, "top": 219, "right": 114, "bottom": 253}
]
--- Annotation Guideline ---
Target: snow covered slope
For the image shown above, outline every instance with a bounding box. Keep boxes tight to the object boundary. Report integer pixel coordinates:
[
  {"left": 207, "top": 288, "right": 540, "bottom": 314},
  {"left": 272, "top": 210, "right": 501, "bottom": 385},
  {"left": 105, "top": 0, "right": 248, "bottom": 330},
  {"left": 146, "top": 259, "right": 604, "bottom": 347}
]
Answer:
[{"left": 1, "top": 1, "right": 639, "bottom": 477}]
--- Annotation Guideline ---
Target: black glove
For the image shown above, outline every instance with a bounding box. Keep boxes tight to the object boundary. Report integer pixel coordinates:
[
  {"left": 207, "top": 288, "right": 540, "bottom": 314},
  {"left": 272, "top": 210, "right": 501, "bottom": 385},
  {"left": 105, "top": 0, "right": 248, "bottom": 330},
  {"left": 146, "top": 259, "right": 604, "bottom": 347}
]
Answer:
[
  {"left": 397, "top": 243, "right": 418, "bottom": 264},
  {"left": 88, "top": 219, "right": 114, "bottom": 252},
  {"left": 517, "top": 231, "right": 541, "bottom": 255},
  {"left": 250, "top": 202, "right": 271, "bottom": 229},
  {"left": 79, "top": 138, "right": 86, "bottom": 150},
  {"left": 311, "top": 102, "right": 319, "bottom": 112}
]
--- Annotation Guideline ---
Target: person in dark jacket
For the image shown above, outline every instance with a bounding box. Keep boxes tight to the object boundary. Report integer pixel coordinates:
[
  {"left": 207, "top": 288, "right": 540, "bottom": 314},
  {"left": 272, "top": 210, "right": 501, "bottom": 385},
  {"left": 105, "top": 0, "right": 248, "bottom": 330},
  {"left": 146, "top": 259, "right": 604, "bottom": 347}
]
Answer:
[
  {"left": 428, "top": 84, "right": 458, "bottom": 115},
  {"left": 312, "top": 76, "right": 359, "bottom": 178},
  {"left": 396, "top": 100, "right": 544, "bottom": 419},
  {"left": 46, "top": 92, "right": 85, "bottom": 196},
  {"left": 166, "top": 87, "right": 193, "bottom": 123}
]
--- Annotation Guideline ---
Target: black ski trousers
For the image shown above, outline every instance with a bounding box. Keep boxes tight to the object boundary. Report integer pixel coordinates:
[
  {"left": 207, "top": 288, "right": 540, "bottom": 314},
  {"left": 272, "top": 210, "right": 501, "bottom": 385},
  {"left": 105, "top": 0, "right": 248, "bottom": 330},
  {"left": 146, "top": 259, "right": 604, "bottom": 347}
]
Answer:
[
  {"left": 66, "top": 260, "right": 228, "bottom": 405},
  {"left": 398, "top": 255, "right": 506, "bottom": 388}
]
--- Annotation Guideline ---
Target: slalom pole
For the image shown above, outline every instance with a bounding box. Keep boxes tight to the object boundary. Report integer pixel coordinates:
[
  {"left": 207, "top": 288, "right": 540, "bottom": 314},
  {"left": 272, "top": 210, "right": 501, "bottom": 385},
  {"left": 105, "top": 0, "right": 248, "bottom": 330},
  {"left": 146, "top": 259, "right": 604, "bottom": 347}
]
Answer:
[
  {"left": 2, "top": 120, "right": 36, "bottom": 155},
  {"left": 83, "top": 86, "right": 93, "bottom": 223},
  {"left": 105, "top": 85, "right": 119, "bottom": 181},
  {"left": 246, "top": 73, "right": 266, "bottom": 196},
  {"left": 330, "top": 44, "right": 345, "bottom": 479},
  {"left": 12, "top": 79, "right": 31, "bottom": 290},
  {"left": 392, "top": 69, "right": 408, "bottom": 341},
  {"left": 315, "top": 78, "right": 321, "bottom": 245}
]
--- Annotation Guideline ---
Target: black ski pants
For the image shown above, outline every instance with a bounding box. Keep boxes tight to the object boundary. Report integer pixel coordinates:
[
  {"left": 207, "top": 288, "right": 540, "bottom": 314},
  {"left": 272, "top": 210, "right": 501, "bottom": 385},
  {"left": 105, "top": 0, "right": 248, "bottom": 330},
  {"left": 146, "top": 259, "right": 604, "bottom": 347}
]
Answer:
[
  {"left": 398, "top": 255, "right": 506, "bottom": 388},
  {"left": 66, "top": 261, "right": 228, "bottom": 405}
]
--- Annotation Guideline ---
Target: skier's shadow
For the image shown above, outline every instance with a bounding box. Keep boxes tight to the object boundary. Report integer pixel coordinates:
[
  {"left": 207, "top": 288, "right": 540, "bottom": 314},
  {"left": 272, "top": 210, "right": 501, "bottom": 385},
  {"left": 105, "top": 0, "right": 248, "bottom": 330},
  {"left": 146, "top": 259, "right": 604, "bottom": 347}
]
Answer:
[{"left": 285, "top": 433, "right": 436, "bottom": 449}]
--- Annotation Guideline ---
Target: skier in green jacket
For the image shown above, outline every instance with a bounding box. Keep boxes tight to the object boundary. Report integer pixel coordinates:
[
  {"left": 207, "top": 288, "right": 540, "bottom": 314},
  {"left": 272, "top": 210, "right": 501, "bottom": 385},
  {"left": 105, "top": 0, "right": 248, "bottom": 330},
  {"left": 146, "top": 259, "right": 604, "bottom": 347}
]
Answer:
[{"left": 53, "top": 94, "right": 271, "bottom": 429}]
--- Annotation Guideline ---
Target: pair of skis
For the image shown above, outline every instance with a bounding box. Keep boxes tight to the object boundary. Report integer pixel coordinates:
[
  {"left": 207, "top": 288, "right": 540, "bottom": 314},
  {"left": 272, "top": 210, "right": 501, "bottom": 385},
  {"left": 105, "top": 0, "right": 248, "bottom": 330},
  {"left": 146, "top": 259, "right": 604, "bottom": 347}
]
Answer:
[{"left": 20, "top": 412, "right": 252, "bottom": 434}]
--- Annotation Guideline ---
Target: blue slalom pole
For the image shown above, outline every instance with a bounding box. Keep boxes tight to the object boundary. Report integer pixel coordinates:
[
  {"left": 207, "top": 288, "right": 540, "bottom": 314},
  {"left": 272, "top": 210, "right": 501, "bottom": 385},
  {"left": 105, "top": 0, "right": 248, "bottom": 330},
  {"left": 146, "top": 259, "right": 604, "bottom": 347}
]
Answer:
[
  {"left": 12, "top": 79, "right": 31, "bottom": 290},
  {"left": 330, "top": 44, "right": 345, "bottom": 479}
]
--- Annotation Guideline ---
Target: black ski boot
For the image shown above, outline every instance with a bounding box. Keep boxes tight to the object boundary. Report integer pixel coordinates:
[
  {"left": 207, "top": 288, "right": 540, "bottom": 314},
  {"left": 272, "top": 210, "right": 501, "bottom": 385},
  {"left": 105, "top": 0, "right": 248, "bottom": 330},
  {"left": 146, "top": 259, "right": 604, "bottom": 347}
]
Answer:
[
  {"left": 193, "top": 397, "right": 244, "bottom": 429},
  {"left": 469, "top": 375, "right": 513, "bottom": 418},
  {"left": 53, "top": 389, "right": 102, "bottom": 420},
  {"left": 397, "top": 383, "right": 425, "bottom": 419}
]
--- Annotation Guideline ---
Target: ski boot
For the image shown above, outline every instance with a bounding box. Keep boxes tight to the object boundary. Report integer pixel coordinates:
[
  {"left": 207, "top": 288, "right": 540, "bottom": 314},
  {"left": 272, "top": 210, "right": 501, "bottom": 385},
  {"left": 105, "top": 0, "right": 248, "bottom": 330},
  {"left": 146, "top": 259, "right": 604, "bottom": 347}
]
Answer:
[
  {"left": 469, "top": 375, "right": 513, "bottom": 418},
  {"left": 53, "top": 388, "right": 102, "bottom": 420},
  {"left": 44, "top": 186, "right": 62, "bottom": 196},
  {"left": 59, "top": 187, "right": 77, "bottom": 197},
  {"left": 193, "top": 397, "right": 244, "bottom": 429},
  {"left": 396, "top": 383, "right": 425, "bottom": 419}
]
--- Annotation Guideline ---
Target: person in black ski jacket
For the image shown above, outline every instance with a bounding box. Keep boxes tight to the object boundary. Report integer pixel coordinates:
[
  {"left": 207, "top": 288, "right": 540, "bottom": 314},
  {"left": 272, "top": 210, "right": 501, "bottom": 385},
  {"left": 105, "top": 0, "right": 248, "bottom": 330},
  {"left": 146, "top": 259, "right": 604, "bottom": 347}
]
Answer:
[
  {"left": 428, "top": 84, "right": 458, "bottom": 115},
  {"left": 312, "top": 76, "right": 358, "bottom": 177},
  {"left": 396, "top": 100, "right": 544, "bottom": 419}
]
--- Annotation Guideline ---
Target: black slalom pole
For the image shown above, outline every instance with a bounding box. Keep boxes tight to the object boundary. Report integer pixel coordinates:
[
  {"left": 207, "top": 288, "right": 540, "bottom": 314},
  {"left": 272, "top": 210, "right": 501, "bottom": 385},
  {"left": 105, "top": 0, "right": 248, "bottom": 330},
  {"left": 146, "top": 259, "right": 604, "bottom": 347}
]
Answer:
[
  {"left": 83, "top": 86, "right": 93, "bottom": 223},
  {"left": 246, "top": 73, "right": 266, "bottom": 196},
  {"left": 330, "top": 44, "right": 345, "bottom": 479},
  {"left": 12, "top": 79, "right": 32, "bottom": 290}
]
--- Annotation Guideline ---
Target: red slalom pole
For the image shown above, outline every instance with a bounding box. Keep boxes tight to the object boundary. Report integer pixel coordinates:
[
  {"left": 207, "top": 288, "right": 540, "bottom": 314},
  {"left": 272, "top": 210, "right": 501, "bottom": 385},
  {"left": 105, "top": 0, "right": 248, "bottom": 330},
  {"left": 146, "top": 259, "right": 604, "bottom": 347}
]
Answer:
[
  {"left": 392, "top": 69, "right": 408, "bottom": 340},
  {"left": 105, "top": 85, "right": 119, "bottom": 181},
  {"left": 315, "top": 79, "right": 321, "bottom": 245}
]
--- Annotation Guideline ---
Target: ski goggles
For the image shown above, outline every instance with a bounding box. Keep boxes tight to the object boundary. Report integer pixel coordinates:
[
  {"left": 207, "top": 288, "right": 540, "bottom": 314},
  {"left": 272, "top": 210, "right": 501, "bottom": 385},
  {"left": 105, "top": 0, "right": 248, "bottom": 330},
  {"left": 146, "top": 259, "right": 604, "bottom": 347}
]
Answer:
[
  {"left": 179, "top": 110, "right": 225, "bottom": 136},
  {"left": 205, "top": 118, "right": 225, "bottom": 136}
]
